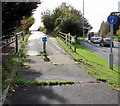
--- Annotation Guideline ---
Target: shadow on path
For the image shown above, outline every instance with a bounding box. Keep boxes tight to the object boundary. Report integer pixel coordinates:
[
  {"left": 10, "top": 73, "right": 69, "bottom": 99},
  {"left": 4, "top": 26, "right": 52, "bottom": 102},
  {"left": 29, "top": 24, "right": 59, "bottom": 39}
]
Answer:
[{"left": 11, "top": 86, "right": 68, "bottom": 104}]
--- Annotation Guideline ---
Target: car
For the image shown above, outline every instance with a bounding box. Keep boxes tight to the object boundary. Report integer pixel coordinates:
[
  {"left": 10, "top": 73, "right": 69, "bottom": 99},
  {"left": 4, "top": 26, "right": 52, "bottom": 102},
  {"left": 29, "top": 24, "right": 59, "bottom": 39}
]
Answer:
[
  {"left": 90, "top": 37, "right": 102, "bottom": 44},
  {"left": 99, "top": 38, "right": 114, "bottom": 47}
]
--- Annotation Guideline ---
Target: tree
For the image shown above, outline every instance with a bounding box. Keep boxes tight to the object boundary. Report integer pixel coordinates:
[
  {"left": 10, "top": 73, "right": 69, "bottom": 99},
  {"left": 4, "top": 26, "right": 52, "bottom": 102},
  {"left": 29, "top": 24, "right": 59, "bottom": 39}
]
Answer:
[
  {"left": 18, "top": 16, "right": 35, "bottom": 32},
  {"left": 59, "top": 13, "right": 82, "bottom": 36},
  {"left": 41, "top": 2, "right": 92, "bottom": 36},
  {"left": 114, "top": 15, "right": 120, "bottom": 35},
  {"left": 98, "top": 21, "right": 109, "bottom": 37},
  {"left": 2, "top": 2, "right": 39, "bottom": 36},
  {"left": 98, "top": 15, "right": 120, "bottom": 37},
  {"left": 42, "top": 15, "right": 55, "bottom": 33}
]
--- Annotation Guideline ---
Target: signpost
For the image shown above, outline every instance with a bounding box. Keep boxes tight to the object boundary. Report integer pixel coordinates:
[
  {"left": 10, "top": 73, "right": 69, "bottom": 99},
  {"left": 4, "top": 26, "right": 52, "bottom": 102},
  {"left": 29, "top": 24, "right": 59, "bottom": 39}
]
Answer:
[
  {"left": 107, "top": 14, "right": 117, "bottom": 69},
  {"left": 42, "top": 37, "right": 47, "bottom": 54}
]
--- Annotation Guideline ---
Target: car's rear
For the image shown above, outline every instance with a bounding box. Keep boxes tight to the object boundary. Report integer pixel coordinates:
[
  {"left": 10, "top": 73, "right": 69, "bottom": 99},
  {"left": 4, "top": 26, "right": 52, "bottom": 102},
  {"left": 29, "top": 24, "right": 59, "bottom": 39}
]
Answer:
[
  {"left": 91, "top": 37, "right": 101, "bottom": 44},
  {"left": 103, "top": 38, "right": 111, "bottom": 46},
  {"left": 100, "top": 38, "right": 114, "bottom": 47}
]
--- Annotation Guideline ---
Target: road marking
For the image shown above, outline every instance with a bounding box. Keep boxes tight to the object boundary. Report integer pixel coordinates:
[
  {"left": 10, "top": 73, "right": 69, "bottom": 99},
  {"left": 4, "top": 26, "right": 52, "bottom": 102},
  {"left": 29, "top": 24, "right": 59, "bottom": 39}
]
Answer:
[{"left": 50, "top": 41, "right": 65, "bottom": 53}]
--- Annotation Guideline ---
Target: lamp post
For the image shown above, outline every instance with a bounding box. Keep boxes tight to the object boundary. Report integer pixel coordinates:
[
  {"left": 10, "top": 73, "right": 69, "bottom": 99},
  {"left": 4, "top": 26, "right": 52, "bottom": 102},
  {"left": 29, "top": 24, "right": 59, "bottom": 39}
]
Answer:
[
  {"left": 118, "top": 1, "right": 120, "bottom": 12},
  {"left": 83, "top": 0, "right": 85, "bottom": 45}
]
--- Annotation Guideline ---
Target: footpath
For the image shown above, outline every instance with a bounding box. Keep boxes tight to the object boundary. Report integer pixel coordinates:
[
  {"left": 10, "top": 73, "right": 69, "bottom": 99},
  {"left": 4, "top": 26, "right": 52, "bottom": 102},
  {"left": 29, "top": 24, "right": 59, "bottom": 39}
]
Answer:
[{"left": 11, "top": 31, "right": 118, "bottom": 104}]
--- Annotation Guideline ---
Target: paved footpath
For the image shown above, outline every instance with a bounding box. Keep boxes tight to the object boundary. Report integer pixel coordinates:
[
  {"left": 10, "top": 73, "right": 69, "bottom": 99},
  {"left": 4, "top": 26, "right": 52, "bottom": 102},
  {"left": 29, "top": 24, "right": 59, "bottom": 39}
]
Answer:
[{"left": 11, "top": 31, "right": 118, "bottom": 104}]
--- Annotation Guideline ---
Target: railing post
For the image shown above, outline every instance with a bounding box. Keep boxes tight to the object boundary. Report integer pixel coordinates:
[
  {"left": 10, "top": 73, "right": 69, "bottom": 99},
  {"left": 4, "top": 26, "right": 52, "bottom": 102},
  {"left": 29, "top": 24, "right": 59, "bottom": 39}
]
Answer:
[
  {"left": 68, "top": 33, "right": 71, "bottom": 49},
  {"left": 74, "top": 35, "right": 77, "bottom": 52},
  {"left": 15, "top": 33, "right": 18, "bottom": 53},
  {"left": 66, "top": 34, "right": 67, "bottom": 45},
  {"left": 22, "top": 31, "right": 24, "bottom": 41}
]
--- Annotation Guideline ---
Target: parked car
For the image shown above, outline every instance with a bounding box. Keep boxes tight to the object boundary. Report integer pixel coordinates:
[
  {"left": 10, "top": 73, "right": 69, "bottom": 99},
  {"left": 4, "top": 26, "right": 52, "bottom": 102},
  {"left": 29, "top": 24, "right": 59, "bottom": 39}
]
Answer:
[
  {"left": 90, "top": 37, "right": 102, "bottom": 44},
  {"left": 99, "top": 38, "right": 114, "bottom": 47}
]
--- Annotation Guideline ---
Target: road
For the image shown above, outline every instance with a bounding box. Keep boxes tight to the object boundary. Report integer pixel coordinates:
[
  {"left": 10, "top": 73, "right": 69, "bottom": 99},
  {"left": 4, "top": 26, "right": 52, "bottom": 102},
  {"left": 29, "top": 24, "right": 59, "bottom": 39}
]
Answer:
[{"left": 84, "top": 40, "right": 119, "bottom": 67}]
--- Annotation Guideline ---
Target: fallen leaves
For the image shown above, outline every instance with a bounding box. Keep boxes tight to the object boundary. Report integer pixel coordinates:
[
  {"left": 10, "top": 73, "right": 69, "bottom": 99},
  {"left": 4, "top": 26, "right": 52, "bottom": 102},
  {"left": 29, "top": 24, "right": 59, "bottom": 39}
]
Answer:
[
  {"left": 9, "top": 83, "right": 21, "bottom": 93},
  {"left": 113, "top": 88, "right": 120, "bottom": 92}
]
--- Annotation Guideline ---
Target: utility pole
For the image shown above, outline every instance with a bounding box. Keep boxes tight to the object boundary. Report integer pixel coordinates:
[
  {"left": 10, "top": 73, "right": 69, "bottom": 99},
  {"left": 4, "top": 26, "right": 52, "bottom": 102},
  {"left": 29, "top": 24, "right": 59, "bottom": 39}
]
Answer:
[
  {"left": 118, "top": 1, "right": 120, "bottom": 12},
  {"left": 83, "top": 0, "right": 85, "bottom": 45}
]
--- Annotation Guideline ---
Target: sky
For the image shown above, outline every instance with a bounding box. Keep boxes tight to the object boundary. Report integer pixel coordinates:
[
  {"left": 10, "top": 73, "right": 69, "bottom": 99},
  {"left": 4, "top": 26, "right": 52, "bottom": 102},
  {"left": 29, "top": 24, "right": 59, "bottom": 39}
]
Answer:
[{"left": 30, "top": 0, "right": 120, "bottom": 32}]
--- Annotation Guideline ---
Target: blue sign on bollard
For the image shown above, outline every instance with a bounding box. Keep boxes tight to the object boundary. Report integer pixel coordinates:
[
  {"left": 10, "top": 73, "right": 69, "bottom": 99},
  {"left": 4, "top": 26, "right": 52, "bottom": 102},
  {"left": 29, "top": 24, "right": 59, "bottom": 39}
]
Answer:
[
  {"left": 107, "top": 15, "right": 117, "bottom": 24},
  {"left": 42, "top": 37, "right": 47, "bottom": 42}
]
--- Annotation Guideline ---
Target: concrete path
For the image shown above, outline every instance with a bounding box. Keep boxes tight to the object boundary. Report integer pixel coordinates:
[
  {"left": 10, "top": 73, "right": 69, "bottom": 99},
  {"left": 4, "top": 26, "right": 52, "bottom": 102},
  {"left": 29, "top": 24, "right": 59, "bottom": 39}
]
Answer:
[
  {"left": 11, "top": 84, "right": 118, "bottom": 104},
  {"left": 11, "top": 31, "right": 118, "bottom": 104},
  {"left": 27, "top": 31, "right": 46, "bottom": 56}
]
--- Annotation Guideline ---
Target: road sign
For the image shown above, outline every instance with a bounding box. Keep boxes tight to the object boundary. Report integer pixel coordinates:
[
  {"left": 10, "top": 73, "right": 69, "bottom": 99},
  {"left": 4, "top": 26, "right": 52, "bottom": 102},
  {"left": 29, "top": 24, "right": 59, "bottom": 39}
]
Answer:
[
  {"left": 42, "top": 37, "right": 47, "bottom": 42},
  {"left": 107, "top": 15, "right": 117, "bottom": 24}
]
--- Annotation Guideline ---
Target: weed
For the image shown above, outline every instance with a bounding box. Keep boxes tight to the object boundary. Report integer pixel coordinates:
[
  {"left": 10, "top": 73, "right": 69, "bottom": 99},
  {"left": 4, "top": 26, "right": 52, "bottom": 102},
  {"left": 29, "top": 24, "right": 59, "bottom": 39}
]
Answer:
[
  {"left": 2, "top": 34, "right": 29, "bottom": 92},
  {"left": 10, "top": 77, "right": 75, "bottom": 87}
]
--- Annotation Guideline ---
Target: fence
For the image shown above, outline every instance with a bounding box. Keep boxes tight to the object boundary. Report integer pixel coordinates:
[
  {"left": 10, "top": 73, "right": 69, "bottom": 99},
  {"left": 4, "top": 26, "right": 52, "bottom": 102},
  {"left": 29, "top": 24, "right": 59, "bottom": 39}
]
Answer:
[
  {"left": 0, "top": 31, "right": 24, "bottom": 53},
  {"left": 59, "top": 32, "right": 77, "bottom": 52}
]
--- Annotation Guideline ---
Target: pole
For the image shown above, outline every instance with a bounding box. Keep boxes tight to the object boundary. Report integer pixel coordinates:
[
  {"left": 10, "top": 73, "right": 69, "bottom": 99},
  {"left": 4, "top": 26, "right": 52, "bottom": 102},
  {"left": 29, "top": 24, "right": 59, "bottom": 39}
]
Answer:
[
  {"left": 22, "top": 17, "right": 25, "bottom": 41},
  {"left": 66, "top": 34, "right": 67, "bottom": 45},
  {"left": 109, "top": 24, "right": 113, "bottom": 69},
  {"left": 74, "top": 35, "right": 77, "bottom": 52},
  {"left": 15, "top": 33, "right": 18, "bottom": 53},
  {"left": 83, "top": 0, "right": 85, "bottom": 45},
  {"left": 43, "top": 41, "right": 46, "bottom": 54}
]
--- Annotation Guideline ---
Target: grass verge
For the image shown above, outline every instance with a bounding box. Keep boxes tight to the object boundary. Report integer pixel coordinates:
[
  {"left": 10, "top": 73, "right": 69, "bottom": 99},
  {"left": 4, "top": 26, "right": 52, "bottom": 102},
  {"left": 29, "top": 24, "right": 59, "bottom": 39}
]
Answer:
[
  {"left": 57, "top": 37, "right": 119, "bottom": 89},
  {"left": 2, "top": 34, "right": 29, "bottom": 90},
  {"left": 2, "top": 34, "right": 29, "bottom": 104}
]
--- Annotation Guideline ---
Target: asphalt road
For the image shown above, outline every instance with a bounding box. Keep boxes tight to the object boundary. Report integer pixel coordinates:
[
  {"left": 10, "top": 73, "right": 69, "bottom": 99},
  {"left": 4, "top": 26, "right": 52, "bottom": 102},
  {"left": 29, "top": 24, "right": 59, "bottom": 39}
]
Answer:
[{"left": 84, "top": 40, "right": 119, "bottom": 67}]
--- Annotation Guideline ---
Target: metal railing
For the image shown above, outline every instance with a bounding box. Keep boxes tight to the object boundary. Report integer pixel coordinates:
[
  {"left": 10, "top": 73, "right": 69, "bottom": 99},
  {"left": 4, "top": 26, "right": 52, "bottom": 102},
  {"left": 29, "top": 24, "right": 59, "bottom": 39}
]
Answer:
[
  {"left": 0, "top": 31, "right": 24, "bottom": 53},
  {"left": 59, "top": 32, "right": 77, "bottom": 52}
]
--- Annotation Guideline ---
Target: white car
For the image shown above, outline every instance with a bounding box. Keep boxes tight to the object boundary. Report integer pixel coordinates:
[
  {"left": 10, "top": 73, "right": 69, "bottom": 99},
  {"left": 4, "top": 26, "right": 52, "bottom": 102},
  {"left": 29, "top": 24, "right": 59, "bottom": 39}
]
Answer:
[{"left": 90, "top": 37, "right": 102, "bottom": 44}]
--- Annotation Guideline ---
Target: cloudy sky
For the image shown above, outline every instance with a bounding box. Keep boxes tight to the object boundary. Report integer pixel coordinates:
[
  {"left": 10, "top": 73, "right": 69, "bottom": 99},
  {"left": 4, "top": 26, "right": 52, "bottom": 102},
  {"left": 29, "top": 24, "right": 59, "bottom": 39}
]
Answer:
[{"left": 30, "top": 0, "right": 120, "bottom": 32}]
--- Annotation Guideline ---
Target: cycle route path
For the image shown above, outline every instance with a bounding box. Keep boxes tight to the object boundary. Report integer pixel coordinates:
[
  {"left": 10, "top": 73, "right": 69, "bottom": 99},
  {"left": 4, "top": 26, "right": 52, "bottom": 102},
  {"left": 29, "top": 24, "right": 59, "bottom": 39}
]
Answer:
[{"left": 11, "top": 31, "right": 118, "bottom": 104}]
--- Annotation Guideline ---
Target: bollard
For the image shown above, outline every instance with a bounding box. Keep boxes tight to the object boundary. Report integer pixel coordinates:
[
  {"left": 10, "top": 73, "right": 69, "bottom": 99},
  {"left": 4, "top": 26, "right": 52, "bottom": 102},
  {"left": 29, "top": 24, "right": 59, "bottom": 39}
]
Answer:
[
  {"left": 43, "top": 41, "right": 46, "bottom": 54},
  {"left": 42, "top": 37, "right": 47, "bottom": 55}
]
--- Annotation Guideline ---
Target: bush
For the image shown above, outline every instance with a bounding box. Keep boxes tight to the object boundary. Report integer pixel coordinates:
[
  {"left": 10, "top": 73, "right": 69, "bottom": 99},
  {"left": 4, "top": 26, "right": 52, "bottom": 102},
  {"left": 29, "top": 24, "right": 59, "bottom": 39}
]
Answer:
[
  {"left": 42, "top": 15, "right": 55, "bottom": 33},
  {"left": 59, "top": 14, "right": 82, "bottom": 37}
]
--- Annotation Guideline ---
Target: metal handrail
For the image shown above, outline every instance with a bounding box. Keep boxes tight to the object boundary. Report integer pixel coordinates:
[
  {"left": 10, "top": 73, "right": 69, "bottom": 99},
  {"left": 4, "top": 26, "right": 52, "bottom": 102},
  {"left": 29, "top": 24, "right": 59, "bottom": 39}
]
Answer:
[{"left": 0, "top": 31, "right": 23, "bottom": 49}]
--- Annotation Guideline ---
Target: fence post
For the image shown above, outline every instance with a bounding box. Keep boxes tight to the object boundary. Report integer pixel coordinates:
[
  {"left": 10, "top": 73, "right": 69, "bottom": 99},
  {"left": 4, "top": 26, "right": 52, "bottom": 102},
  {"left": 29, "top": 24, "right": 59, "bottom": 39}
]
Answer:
[
  {"left": 22, "top": 31, "right": 24, "bottom": 41},
  {"left": 66, "top": 34, "right": 67, "bottom": 45},
  {"left": 74, "top": 35, "right": 77, "bottom": 52},
  {"left": 68, "top": 33, "right": 71, "bottom": 49},
  {"left": 15, "top": 33, "right": 18, "bottom": 53}
]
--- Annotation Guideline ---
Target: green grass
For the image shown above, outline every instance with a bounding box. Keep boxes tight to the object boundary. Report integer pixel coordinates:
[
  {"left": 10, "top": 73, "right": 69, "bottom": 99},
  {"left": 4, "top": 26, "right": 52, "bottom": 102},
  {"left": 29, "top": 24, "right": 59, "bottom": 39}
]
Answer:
[
  {"left": 11, "top": 77, "right": 75, "bottom": 87},
  {"left": 106, "top": 35, "right": 120, "bottom": 40},
  {"left": 57, "top": 37, "right": 119, "bottom": 89},
  {"left": 2, "top": 34, "right": 29, "bottom": 91},
  {"left": 3, "top": 34, "right": 30, "bottom": 104}
]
